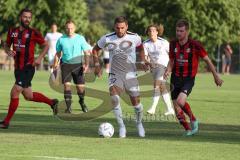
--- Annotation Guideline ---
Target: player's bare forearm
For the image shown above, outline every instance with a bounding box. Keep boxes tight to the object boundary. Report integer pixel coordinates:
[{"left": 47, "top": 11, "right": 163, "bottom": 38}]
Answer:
[
  {"left": 203, "top": 56, "right": 218, "bottom": 76},
  {"left": 92, "top": 45, "right": 101, "bottom": 65},
  {"left": 36, "top": 42, "right": 49, "bottom": 63},
  {"left": 84, "top": 50, "right": 91, "bottom": 66},
  {"left": 164, "top": 59, "right": 173, "bottom": 79},
  {"left": 139, "top": 48, "right": 146, "bottom": 62},
  {"left": 203, "top": 56, "right": 223, "bottom": 86},
  {"left": 92, "top": 45, "right": 102, "bottom": 77},
  {"left": 2, "top": 41, "right": 16, "bottom": 57},
  {"left": 3, "top": 42, "right": 11, "bottom": 53},
  {"left": 53, "top": 52, "right": 61, "bottom": 69},
  {"left": 168, "top": 59, "right": 174, "bottom": 72},
  {"left": 138, "top": 47, "right": 150, "bottom": 71}
]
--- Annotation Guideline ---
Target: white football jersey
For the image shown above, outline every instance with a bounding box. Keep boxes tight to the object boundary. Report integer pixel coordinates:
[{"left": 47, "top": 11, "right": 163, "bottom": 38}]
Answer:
[
  {"left": 143, "top": 37, "right": 169, "bottom": 67},
  {"left": 45, "top": 32, "right": 62, "bottom": 61},
  {"left": 97, "top": 31, "right": 142, "bottom": 74}
]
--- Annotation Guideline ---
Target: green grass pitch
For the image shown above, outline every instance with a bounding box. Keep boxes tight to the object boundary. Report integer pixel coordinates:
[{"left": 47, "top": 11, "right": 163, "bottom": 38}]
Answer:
[{"left": 0, "top": 70, "right": 239, "bottom": 160}]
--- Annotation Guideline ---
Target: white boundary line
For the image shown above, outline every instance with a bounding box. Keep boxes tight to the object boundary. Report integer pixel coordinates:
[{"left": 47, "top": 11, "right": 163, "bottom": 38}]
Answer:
[
  {"left": 2, "top": 155, "right": 96, "bottom": 160},
  {"left": 34, "top": 156, "right": 96, "bottom": 160}
]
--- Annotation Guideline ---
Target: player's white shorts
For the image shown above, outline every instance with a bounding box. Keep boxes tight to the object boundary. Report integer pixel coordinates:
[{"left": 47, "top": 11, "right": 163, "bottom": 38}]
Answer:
[
  {"left": 108, "top": 72, "right": 140, "bottom": 97},
  {"left": 48, "top": 53, "right": 55, "bottom": 66},
  {"left": 151, "top": 64, "right": 167, "bottom": 81}
]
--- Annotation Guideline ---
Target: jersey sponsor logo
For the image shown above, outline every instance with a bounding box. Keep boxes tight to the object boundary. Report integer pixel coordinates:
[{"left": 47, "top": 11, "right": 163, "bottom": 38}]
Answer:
[
  {"left": 177, "top": 55, "right": 188, "bottom": 66},
  {"left": 105, "top": 40, "right": 133, "bottom": 54},
  {"left": 14, "top": 44, "right": 26, "bottom": 47}
]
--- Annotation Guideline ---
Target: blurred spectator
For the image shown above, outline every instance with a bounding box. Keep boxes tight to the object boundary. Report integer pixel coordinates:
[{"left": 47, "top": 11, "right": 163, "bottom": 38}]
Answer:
[
  {"left": 45, "top": 23, "right": 62, "bottom": 72},
  {"left": 222, "top": 43, "right": 233, "bottom": 75}
]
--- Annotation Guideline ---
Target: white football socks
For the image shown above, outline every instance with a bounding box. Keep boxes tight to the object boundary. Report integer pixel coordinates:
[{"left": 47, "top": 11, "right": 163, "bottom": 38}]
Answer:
[
  {"left": 148, "top": 87, "right": 160, "bottom": 113},
  {"left": 162, "top": 91, "right": 175, "bottom": 114}
]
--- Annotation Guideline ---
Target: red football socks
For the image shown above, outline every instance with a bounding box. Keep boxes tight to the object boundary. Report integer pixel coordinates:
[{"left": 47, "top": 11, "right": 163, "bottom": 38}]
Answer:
[
  {"left": 4, "top": 98, "right": 19, "bottom": 124},
  {"left": 176, "top": 109, "right": 191, "bottom": 131},
  {"left": 182, "top": 102, "right": 196, "bottom": 121},
  {"left": 31, "top": 92, "right": 53, "bottom": 106}
]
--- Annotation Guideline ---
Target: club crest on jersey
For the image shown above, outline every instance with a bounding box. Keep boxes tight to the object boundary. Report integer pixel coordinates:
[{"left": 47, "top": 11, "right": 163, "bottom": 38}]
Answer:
[
  {"left": 25, "top": 33, "right": 30, "bottom": 38},
  {"left": 186, "top": 48, "right": 191, "bottom": 53},
  {"left": 11, "top": 32, "right": 18, "bottom": 37}
]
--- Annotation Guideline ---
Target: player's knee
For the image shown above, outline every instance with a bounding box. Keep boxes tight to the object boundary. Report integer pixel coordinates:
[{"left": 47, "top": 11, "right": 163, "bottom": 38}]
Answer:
[
  {"left": 111, "top": 95, "right": 120, "bottom": 108},
  {"left": 64, "top": 83, "right": 71, "bottom": 90},
  {"left": 132, "top": 99, "right": 140, "bottom": 106},
  {"left": 159, "top": 83, "right": 167, "bottom": 93},
  {"left": 176, "top": 98, "right": 185, "bottom": 107},
  {"left": 11, "top": 86, "right": 23, "bottom": 98}
]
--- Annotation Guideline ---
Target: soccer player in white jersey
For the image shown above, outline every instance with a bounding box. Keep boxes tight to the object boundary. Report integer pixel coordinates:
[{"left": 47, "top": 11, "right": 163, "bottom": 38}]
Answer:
[
  {"left": 143, "top": 24, "right": 175, "bottom": 116},
  {"left": 92, "top": 16, "right": 149, "bottom": 138},
  {"left": 45, "top": 23, "right": 62, "bottom": 71}
]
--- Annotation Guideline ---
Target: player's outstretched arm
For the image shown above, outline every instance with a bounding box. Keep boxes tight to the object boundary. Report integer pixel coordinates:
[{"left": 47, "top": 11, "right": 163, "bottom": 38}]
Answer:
[
  {"left": 2, "top": 40, "right": 16, "bottom": 57},
  {"left": 83, "top": 50, "right": 91, "bottom": 73},
  {"left": 138, "top": 45, "right": 150, "bottom": 71},
  {"left": 92, "top": 45, "right": 102, "bottom": 77},
  {"left": 34, "top": 42, "right": 49, "bottom": 66},
  {"left": 203, "top": 56, "right": 223, "bottom": 87},
  {"left": 164, "top": 59, "right": 173, "bottom": 80}
]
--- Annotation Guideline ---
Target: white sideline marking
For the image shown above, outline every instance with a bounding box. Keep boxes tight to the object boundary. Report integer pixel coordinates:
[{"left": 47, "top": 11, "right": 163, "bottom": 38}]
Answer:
[
  {"left": 34, "top": 156, "right": 96, "bottom": 160},
  {"left": 3, "top": 155, "right": 96, "bottom": 160}
]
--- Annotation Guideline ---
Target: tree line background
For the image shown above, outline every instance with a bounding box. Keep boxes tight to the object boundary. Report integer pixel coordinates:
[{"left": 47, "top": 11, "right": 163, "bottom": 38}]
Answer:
[{"left": 1, "top": 0, "right": 240, "bottom": 72}]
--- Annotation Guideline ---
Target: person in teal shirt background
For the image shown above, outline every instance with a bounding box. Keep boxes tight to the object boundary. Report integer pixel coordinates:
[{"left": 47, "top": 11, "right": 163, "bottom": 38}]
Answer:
[{"left": 54, "top": 20, "right": 91, "bottom": 113}]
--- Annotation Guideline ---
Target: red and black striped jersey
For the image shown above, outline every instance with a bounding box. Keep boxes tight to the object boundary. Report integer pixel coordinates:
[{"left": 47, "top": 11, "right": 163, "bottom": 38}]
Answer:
[
  {"left": 6, "top": 27, "right": 45, "bottom": 69},
  {"left": 169, "top": 39, "right": 207, "bottom": 77}
]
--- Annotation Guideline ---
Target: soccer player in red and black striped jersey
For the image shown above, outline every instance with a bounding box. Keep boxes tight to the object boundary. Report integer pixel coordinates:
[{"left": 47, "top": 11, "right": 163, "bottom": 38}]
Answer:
[
  {"left": 0, "top": 8, "right": 58, "bottom": 129},
  {"left": 164, "top": 19, "right": 223, "bottom": 136}
]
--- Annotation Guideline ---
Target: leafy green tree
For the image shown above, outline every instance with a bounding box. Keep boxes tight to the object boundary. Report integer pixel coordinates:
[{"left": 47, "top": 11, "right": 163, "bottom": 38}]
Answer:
[
  {"left": 86, "top": 0, "right": 129, "bottom": 30},
  {"left": 85, "top": 21, "right": 109, "bottom": 44},
  {"left": 0, "top": 0, "right": 89, "bottom": 37},
  {"left": 125, "top": 0, "right": 240, "bottom": 57},
  {"left": 48, "top": 0, "right": 89, "bottom": 34}
]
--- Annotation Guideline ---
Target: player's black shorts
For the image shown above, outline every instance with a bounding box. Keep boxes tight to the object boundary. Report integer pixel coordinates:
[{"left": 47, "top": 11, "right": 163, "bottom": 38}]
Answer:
[
  {"left": 14, "top": 65, "right": 35, "bottom": 88},
  {"left": 61, "top": 63, "right": 84, "bottom": 84},
  {"left": 103, "top": 58, "right": 109, "bottom": 64},
  {"left": 170, "top": 75, "right": 195, "bottom": 100}
]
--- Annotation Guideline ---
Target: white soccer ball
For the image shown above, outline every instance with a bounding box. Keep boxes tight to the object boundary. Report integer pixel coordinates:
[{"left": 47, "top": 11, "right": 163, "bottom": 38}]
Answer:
[{"left": 98, "top": 122, "right": 114, "bottom": 138}]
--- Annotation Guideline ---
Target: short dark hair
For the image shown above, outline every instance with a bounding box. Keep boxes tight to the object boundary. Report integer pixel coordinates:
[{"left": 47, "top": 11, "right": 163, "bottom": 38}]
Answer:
[
  {"left": 114, "top": 16, "right": 128, "bottom": 25},
  {"left": 51, "top": 23, "right": 57, "bottom": 26},
  {"left": 19, "top": 8, "right": 32, "bottom": 17},
  {"left": 65, "top": 20, "right": 75, "bottom": 26},
  {"left": 176, "top": 19, "right": 190, "bottom": 30}
]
